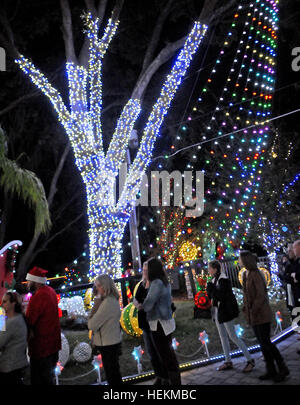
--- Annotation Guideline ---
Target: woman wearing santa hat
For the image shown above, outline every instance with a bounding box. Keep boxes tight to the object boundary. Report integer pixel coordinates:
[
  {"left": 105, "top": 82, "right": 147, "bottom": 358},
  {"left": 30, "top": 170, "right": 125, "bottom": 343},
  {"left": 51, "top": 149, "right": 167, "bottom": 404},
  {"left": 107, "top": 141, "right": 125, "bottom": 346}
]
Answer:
[{"left": 25, "top": 266, "right": 61, "bottom": 385}]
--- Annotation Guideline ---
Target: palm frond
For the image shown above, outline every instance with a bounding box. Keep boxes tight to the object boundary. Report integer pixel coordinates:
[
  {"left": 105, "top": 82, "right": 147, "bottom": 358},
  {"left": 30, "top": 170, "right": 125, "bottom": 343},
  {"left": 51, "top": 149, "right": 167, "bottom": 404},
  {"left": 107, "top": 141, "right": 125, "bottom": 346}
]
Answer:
[{"left": 0, "top": 127, "right": 51, "bottom": 235}]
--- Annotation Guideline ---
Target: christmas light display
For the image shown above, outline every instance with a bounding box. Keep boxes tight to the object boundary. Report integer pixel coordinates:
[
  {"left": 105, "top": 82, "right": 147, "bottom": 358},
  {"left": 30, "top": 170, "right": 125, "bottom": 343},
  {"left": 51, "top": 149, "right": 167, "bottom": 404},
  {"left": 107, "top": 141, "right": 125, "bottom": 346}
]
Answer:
[
  {"left": 59, "top": 296, "right": 87, "bottom": 317},
  {"left": 199, "top": 330, "right": 210, "bottom": 357},
  {"left": 234, "top": 324, "right": 244, "bottom": 337},
  {"left": 131, "top": 346, "right": 144, "bottom": 374},
  {"left": 92, "top": 354, "right": 103, "bottom": 384},
  {"left": 16, "top": 13, "right": 208, "bottom": 279},
  {"left": 0, "top": 240, "right": 22, "bottom": 297},
  {"left": 72, "top": 342, "right": 92, "bottom": 363},
  {"left": 156, "top": 207, "right": 187, "bottom": 269},
  {"left": 84, "top": 288, "right": 93, "bottom": 310},
  {"left": 275, "top": 310, "right": 282, "bottom": 333},
  {"left": 55, "top": 362, "right": 64, "bottom": 385},
  {"left": 172, "top": 337, "right": 180, "bottom": 351},
  {"left": 160, "top": 0, "right": 279, "bottom": 259},
  {"left": 58, "top": 333, "right": 70, "bottom": 367},
  {"left": 179, "top": 241, "right": 199, "bottom": 262},
  {"left": 256, "top": 170, "right": 300, "bottom": 253},
  {"left": 194, "top": 291, "right": 211, "bottom": 310},
  {"left": 120, "top": 302, "right": 143, "bottom": 337},
  {"left": 0, "top": 307, "right": 5, "bottom": 332},
  {"left": 238, "top": 266, "right": 271, "bottom": 286}
]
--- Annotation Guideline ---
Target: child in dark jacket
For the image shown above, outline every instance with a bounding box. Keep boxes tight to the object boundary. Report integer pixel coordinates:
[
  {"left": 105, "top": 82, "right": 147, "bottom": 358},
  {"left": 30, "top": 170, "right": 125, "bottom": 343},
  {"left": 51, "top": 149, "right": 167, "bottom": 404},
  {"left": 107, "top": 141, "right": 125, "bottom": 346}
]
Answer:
[{"left": 207, "top": 260, "right": 255, "bottom": 372}]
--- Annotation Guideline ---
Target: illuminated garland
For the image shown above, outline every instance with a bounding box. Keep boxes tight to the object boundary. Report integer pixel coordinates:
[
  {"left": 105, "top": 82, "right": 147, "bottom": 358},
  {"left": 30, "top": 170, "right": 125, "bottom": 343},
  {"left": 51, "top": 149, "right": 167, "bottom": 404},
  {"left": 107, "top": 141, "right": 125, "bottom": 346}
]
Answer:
[
  {"left": 156, "top": 207, "right": 187, "bottom": 269},
  {"left": 238, "top": 266, "right": 271, "bottom": 286},
  {"left": 16, "top": 13, "right": 208, "bottom": 279}
]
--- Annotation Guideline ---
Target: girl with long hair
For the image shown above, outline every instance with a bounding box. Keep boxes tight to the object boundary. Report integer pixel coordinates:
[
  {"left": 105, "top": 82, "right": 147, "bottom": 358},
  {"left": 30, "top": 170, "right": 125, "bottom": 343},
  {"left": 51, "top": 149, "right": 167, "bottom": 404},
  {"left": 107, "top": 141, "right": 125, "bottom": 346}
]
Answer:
[
  {"left": 133, "top": 261, "right": 169, "bottom": 385},
  {"left": 142, "top": 258, "right": 181, "bottom": 385}
]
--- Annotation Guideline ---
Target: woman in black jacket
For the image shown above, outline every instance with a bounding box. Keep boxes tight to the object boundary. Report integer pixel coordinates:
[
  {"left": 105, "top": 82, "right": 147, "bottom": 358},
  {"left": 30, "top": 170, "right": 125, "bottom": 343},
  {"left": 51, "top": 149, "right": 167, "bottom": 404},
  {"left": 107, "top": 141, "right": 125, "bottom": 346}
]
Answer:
[{"left": 206, "top": 260, "right": 255, "bottom": 372}]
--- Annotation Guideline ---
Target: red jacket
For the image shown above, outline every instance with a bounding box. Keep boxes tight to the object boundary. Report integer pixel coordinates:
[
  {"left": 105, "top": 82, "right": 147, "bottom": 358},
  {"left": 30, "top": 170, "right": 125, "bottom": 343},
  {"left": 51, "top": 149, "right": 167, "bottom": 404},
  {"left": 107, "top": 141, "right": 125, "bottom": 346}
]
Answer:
[{"left": 26, "top": 285, "right": 61, "bottom": 359}]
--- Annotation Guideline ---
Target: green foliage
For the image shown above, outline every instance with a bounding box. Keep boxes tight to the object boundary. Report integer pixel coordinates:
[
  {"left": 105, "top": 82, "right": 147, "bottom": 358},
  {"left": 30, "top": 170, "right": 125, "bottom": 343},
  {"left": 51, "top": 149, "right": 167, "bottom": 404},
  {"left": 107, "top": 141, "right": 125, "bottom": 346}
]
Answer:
[{"left": 0, "top": 125, "right": 51, "bottom": 236}]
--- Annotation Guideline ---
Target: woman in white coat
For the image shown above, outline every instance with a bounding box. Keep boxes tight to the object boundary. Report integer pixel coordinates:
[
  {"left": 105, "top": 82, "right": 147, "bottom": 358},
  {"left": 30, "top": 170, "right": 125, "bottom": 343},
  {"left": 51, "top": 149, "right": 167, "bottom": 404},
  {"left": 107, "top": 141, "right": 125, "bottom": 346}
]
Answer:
[{"left": 88, "top": 274, "right": 123, "bottom": 385}]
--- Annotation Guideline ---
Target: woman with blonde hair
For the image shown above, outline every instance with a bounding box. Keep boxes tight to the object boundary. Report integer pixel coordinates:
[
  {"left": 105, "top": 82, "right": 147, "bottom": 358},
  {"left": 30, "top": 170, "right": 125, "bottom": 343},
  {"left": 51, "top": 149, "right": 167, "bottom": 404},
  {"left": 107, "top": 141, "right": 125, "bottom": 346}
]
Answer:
[{"left": 88, "top": 274, "right": 123, "bottom": 385}]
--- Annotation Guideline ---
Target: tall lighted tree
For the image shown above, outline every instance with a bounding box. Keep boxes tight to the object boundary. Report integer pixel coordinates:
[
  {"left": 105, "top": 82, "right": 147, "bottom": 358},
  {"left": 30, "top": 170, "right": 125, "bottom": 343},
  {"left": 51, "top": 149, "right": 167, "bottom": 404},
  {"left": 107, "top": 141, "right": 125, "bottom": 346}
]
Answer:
[
  {"left": 14, "top": 2, "right": 211, "bottom": 279},
  {"left": 159, "top": 0, "right": 279, "bottom": 259}
]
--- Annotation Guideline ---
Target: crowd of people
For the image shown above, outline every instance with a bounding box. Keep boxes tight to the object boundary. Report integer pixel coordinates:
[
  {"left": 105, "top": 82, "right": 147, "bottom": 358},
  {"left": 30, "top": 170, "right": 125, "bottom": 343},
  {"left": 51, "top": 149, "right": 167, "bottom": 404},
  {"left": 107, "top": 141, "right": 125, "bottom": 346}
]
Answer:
[
  {"left": 0, "top": 266, "right": 61, "bottom": 385},
  {"left": 279, "top": 240, "right": 300, "bottom": 324},
  {"left": 0, "top": 241, "right": 300, "bottom": 385}
]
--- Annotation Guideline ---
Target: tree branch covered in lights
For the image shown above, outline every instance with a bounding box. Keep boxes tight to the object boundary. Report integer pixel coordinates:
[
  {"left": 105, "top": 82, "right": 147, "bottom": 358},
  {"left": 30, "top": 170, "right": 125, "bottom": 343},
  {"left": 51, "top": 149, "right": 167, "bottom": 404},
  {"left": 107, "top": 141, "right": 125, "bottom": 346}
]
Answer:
[{"left": 15, "top": 1, "right": 208, "bottom": 279}]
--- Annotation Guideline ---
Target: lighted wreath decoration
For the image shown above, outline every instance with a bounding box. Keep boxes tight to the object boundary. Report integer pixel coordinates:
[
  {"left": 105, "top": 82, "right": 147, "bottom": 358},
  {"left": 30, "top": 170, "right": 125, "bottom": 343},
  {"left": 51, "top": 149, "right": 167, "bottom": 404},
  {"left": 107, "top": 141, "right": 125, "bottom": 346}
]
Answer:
[
  {"left": 238, "top": 267, "right": 271, "bottom": 287},
  {"left": 194, "top": 291, "right": 212, "bottom": 310}
]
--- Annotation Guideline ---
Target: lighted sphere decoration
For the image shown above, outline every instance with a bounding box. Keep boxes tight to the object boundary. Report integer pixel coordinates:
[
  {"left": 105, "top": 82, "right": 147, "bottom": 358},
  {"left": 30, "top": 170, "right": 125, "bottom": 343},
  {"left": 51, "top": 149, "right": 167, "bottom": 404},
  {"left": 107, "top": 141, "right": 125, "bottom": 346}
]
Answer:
[
  {"left": 238, "top": 267, "right": 271, "bottom": 287},
  {"left": 179, "top": 241, "right": 198, "bottom": 262},
  {"left": 194, "top": 292, "right": 212, "bottom": 310},
  {"left": 73, "top": 342, "right": 92, "bottom": 363},
  {"left": 120, "top": 302, "right": 143, "bottom": 337},
  {"left": 58, "top": 333, "right": 70, "bottom": 367}
]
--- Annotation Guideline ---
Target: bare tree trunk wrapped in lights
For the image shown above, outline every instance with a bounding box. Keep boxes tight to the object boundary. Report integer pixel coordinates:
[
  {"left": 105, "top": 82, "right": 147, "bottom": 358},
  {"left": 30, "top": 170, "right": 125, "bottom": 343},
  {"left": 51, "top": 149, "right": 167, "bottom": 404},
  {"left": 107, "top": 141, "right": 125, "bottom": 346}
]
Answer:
[{"left": 15, "top": 3, "right": 208, "bottom": 279}]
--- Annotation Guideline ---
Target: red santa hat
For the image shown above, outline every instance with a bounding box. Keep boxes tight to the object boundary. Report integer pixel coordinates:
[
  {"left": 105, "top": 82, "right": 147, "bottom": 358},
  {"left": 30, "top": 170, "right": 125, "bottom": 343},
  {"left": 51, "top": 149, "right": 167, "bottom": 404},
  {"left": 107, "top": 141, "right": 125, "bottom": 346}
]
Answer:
[{"left": 26, "top": 266, "right": 48, "bottom": 284}]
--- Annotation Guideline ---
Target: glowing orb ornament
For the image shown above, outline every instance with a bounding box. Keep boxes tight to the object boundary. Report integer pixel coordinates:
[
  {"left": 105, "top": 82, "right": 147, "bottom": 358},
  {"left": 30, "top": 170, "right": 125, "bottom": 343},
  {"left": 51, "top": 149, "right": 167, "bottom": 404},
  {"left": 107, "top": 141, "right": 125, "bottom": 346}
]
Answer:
[
  {"left": 58, "top": 333, "right": 70, "bottom": 367},
  {"left": 72, "top": 342, "right": 92, "bottom": 363},
  {"left": 179, "top": 241, "right": 198, "bottom": 261},
  {"left": 238, "top": 267, "right": 271, "bottom": 287},
  {"left": 120, "top": 302, "right": 143, "bottom": 337}
]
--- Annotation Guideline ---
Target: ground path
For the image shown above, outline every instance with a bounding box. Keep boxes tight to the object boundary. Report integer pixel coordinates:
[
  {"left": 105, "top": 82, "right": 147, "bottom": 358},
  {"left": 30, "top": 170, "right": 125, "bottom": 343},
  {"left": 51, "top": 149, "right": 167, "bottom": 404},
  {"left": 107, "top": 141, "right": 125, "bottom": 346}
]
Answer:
[{"left": 134, "top": 331, "right": 300, "bottom": 385}]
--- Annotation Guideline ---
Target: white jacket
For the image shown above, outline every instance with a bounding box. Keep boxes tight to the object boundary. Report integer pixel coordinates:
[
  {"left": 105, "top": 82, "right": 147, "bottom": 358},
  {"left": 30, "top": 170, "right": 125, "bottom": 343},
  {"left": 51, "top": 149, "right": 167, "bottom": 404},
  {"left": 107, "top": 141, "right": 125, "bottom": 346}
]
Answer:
[{"left": 88, "top": 296, "right": 121, "bottom": 347}]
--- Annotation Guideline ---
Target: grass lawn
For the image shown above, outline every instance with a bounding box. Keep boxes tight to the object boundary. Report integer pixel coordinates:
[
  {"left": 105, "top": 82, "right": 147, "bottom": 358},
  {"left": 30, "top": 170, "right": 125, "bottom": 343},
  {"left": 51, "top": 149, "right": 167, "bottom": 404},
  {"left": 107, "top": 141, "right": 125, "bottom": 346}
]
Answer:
[{"left": 58, "top": 298, "right": 291, "bottom": 385}]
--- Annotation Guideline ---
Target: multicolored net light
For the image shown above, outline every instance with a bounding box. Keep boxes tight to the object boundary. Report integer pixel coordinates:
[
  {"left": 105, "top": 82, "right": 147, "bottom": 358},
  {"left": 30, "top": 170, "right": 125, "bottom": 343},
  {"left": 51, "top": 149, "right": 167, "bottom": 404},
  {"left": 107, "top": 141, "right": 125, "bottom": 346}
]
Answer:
[{"left": 162, "top": 0, "right": 279, "bottom": 258}]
